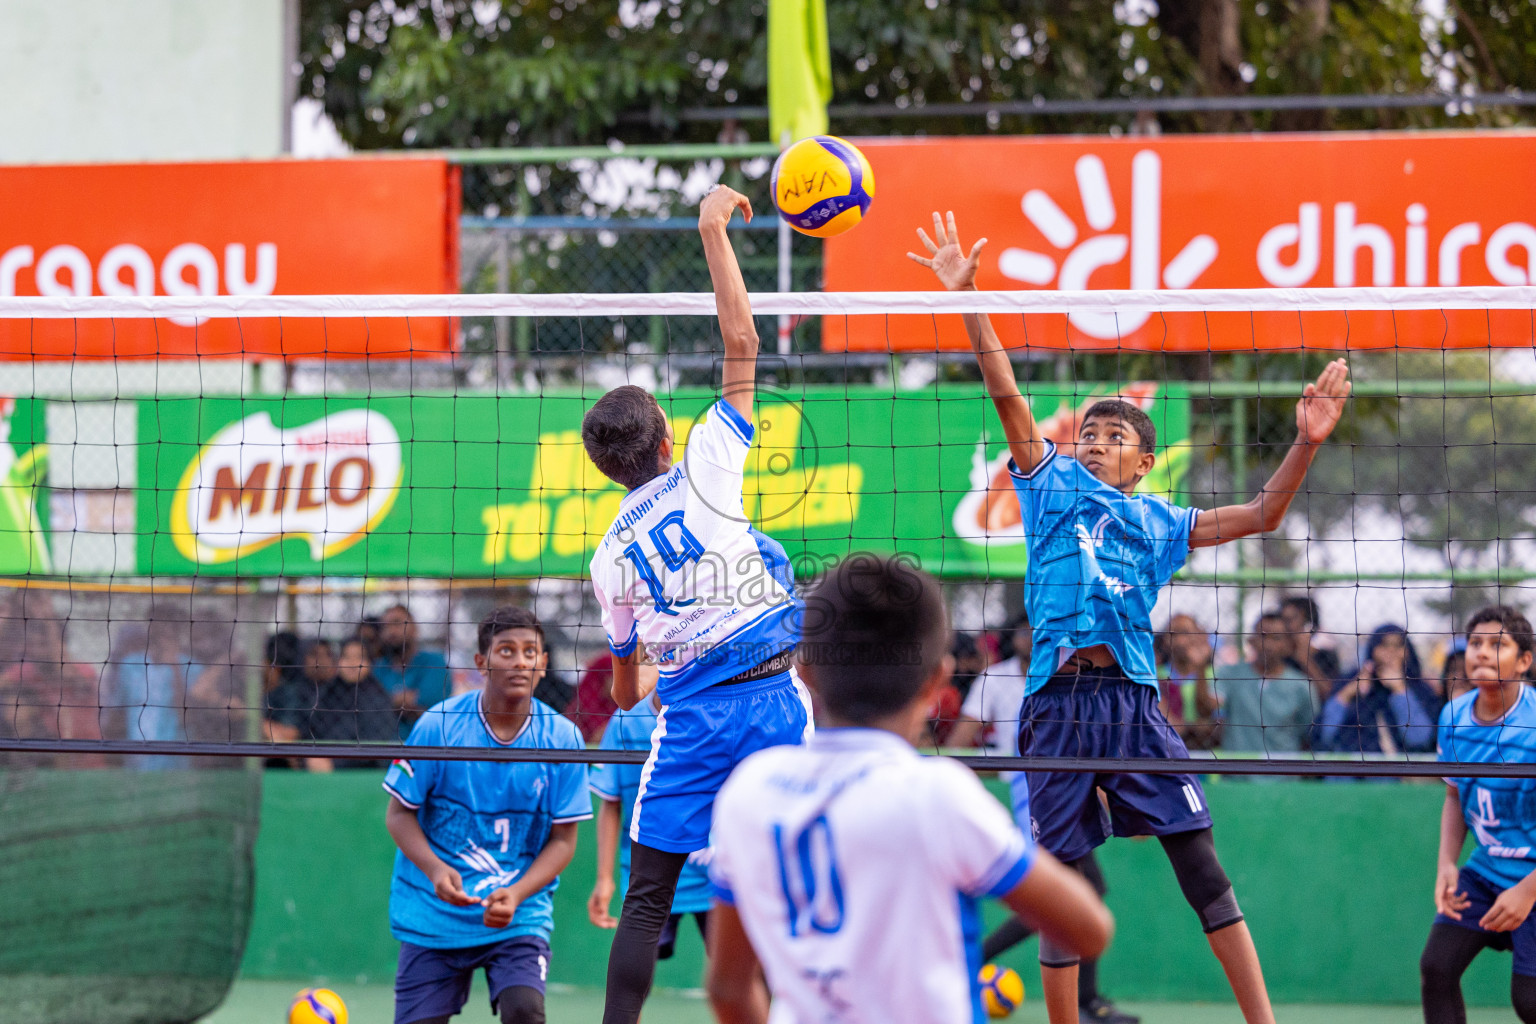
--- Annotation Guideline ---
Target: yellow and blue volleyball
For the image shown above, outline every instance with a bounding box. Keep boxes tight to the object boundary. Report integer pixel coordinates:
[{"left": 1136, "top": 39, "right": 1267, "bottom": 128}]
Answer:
[
  {"left": 770, "top": 135, "right": 876, "bottom": 238},
  {"left": 978, "top": 963, "right": 1025, "bottom": 1018},
  {"left": 289, "top": 988, "right": 347, "bottom": 1024}
]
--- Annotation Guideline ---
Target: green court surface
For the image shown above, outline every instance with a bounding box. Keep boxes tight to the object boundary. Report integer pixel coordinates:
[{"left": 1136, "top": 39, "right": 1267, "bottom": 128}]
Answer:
[{"left": 204, "top": 980, "right": 1516, "bottom": 1024}]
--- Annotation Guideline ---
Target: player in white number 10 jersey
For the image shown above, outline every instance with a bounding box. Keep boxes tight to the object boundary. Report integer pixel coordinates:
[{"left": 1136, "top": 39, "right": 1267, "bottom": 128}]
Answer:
[
  {"left": 584, "top": 184, "right": 812, "bottom": 1024},
  {"left": 706, "top": 554, "right": 1113, "bottom": 1024}
]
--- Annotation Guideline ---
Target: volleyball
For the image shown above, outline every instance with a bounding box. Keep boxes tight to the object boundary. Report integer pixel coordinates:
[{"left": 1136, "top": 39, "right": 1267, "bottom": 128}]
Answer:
[
  {"left": 978, "top": 964, "right": 1025, "bottom": 1018},
  {"left": 288, "top": 988, "right": 347, "bottom": 1024},
  {"left": 770, "top": 135, "right": 876, "bottom": 237}
]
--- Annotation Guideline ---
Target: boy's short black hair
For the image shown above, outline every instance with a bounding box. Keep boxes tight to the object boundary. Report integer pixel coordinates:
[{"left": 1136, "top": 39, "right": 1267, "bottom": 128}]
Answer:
[
  {"left": 1080, "top": 399, "right": 1156, "bottom": 454},
  {"left": 1465, "top": 604, "right": 1535, "bottom": 658},
  {"left": 478, "top": 605, "right": 546, "bottom": 655},
  {"left": 799, "top": 553, "right": 950, "bottom": 725},
  {"left": 582, "top": 385, "right": 668, "bottom": 490}
]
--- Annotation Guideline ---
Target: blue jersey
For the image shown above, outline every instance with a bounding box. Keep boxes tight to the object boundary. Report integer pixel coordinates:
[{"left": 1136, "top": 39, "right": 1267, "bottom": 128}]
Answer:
[
  {"left": 383, "top": 693, "right": 592, "bottom": 948},
  {"left": 1008, "top": 442, "right": 1199, "bottom": 696},
  {"left": 590, "top": 401, "right": 802, "bottom": 704},
  {"left": 589, "top": 702, "right": 713, "bottom": 913},
  {"left": 1439, "top": 688, "right": 1536, "bottom": 890}
]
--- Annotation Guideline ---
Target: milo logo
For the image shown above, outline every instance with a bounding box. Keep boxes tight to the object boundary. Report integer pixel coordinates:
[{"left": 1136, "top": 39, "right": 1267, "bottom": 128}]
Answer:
[{"left": 170, "top": 409, "right": 402, "bottom": 564}]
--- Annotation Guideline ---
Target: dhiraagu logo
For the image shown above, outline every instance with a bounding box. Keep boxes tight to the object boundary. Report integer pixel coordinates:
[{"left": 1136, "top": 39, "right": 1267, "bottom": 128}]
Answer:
[
  {"left": 998, "top": 151, "right": 1218, "bottom": 339},
  {"left": 479, "top": 402, "right": 865, "bottom": 569},
  {"left": 170, "top": 409, "right": 403, "bottom": 564}
]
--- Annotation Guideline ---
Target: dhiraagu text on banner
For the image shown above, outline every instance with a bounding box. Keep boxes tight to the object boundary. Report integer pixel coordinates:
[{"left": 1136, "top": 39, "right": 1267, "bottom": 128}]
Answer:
[{"left": 135, "top": 386, "right": 1188, "bottom": 578}]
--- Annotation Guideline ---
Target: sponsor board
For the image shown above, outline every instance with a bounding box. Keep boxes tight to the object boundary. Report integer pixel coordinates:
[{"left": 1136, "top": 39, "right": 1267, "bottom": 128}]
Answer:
[
  {"left": 135, "top": 387, "right": 1188, "bottom": 578},
  {"left": 825, "top": 132, "right": 1536, "bottom": 351},
  {"left": 170, "top": 408, "right": 403, "bottom": 564},
  {"left": 0, "top": 159, "right": 459, "bottom": 358}
]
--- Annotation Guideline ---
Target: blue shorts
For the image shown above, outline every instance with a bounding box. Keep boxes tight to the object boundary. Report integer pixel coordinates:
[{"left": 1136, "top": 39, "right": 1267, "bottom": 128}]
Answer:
[
  {"left": 1019, "top": 671, "right": 1212, "bottom": 861},
  {"left": 658, "top": 910, "right": 710, "bottom": 961},
  {"left": 632, "top": 670, "right": 811, "bottom": 853},
  {"left": 1435, "top": 867, "right": 1536, "bottom": 977},
  {"left": 394, "top": 936, "right": 549, "bottom": 1024}
]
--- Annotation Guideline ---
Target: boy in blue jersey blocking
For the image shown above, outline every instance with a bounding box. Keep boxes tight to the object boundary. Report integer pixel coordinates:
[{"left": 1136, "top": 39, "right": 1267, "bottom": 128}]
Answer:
[
  {"left": 582, "top": 184, "right": 811, "bottom": 1024},
  {"left": 706, "top": 553, "right": 1113, "bottom": 1024},
  {"left": 910, "top": 211, "right": 1351, "bottom": 1024},
  {"left": 382, "top": 605, "right": 591, "bottom": 1024},
  {"left": 1422, "top": 605, "right": 1536, "bottom": 1024},
  {"left": 587, "top": 693, "right": 714, "bottom": 961}
]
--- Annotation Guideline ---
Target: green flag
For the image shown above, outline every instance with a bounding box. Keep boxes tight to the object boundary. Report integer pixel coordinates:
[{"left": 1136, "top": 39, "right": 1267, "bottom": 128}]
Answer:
[{"left": 768, "top": 0, "right": 832, "bottom": 146}]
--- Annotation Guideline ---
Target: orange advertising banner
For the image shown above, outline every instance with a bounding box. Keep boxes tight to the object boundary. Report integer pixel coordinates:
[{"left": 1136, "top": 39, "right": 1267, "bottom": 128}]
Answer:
[
  {"left": 0, "top": 158, "right": 459, "bottom": 359},
  {"left": 823, "top": 132, "right": 1536, "bottom": 351}
]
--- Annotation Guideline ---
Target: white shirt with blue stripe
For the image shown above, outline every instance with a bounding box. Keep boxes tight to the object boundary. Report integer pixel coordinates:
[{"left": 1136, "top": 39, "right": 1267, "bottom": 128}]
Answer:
[
  {"left": 383, "top": 693, "right": 592, "bottom": 948},
  {"left": 590, "top": 399, "right": 800, "bottom": 705},
  {"left": 709, "top": 728, "right": 1036, "bottom": 1024},
  {"left": 1439, "top": 686, "right": 1536, "bottom": 891}
]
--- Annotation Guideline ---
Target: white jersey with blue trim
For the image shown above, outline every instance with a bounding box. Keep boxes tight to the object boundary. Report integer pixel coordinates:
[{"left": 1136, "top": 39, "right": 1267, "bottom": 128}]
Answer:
[
  {"left": 590, "top": 399, "right": 800, "bottom": 705},
  {"left": 1439, "top": 687, "right": 1536, "bottom": 891},
  {"left": 709, "top": 728, "right": 1037, "bottom": 1024}
]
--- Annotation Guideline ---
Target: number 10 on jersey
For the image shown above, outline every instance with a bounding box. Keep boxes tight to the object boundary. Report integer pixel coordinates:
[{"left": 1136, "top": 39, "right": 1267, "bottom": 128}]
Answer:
[{"left": 773, "top": 815, "right": 846, "bottom": 937}]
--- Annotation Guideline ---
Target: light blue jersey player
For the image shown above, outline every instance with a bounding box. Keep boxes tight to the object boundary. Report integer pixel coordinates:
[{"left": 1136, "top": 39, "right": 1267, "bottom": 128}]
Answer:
[
  {"left": 382, "top": 606, "right": 590, "bottom": 1024},
  {"left": 909, "top": 209, "right": 1351, "bottom": 1024},
  {"left": 705, "top": 554, "right": 1114, "bottom": 1024},
  {"left": 588, "top": 698, "right": 714, "bottom": 960},
  {"left": 1422, "top": 606, "right": 1536, "bottom": 1024},
  {"left": 583, "top": 184, "right": 811, "bottom": 1024}
]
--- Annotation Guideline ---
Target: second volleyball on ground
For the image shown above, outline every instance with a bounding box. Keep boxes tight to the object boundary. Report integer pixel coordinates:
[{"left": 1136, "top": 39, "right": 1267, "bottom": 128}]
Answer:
[{"left": 770, "top": 135, "right": 876, "bottom": 237}]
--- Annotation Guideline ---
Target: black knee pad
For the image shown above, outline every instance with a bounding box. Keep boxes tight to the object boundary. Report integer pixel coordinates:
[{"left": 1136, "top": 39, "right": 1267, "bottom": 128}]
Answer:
[
  {"left": 497, "top": 985, "right": 545, "bottom": 1024},
  {"left": 1069, "top": 851, "right": 1108, "bottom": 898},
  {"left": 1160, "top": 829, "right": 1243, "bottom": 933},
  {"left": 1513, "top": 974, "right": 1536, "bottom": 1024}
]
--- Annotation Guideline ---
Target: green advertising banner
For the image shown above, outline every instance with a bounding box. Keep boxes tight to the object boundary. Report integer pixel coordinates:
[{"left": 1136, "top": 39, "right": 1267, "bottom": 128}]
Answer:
[
  {"left": 0, "top": 398, "right": 50, "bottom": 576},
  {"left": 136, "top": 385, "right": 1189, "bottom": 578}
]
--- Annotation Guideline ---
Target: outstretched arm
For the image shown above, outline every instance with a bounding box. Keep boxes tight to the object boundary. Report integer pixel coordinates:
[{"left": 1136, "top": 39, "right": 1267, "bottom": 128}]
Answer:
[
  {"left": 908, "top": 212, "right": 1047, "bottom": 474},
  {"left": 1189, "top": 359, "right": 1351, "bottom": 548},
  {"left": 700, "top": 185, "right": 759, "bottom": 423}
]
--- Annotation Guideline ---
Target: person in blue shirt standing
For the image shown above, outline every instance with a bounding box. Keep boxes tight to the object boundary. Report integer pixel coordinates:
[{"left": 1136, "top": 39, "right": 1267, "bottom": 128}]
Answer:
[
  {"left": 382, "top": 605, "right": 591, "bottom": 1024},
  {"left": 587, "top": 692, "right": 714, "bottom": 963},
  {"left": 376, "top": 603, "right": 454, "bottom": 734},
  {"left": 1421, "top": 605, "right": 1536, "bottom": 1024},
  {"left": 910, "top": 211, "right": 1351, "bottom": 1024}
]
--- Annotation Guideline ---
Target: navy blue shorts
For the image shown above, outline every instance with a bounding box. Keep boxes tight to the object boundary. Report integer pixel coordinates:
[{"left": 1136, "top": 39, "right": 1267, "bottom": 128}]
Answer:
[
  {"left": 394, "top": 936, "right": 549, "bottom": 1024},
  {"left": 658, "top": 910, "right": 709, "bottom": 961},
  {"left": 1019, "top": 670, "right": 1212, "bottom": 861},
  {"left": 1435, "top": 867, "right": 1536, "bottom": 977},
  {"left": 632, "top": 670, "right": 812, "bottom": 853}
]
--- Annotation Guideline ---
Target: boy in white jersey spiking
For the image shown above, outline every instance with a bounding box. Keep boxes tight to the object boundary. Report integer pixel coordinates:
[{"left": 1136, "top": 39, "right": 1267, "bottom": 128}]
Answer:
[
  {"left": 1422, "top": 605, "right": 1536, "bottom": 1024},
  {"left": 706, "top": 553, "right": 1113, "bottom": 1024},
  {"left": 909, "top": 211, "right": 1351, "bottom": 1024},
  {"left": 583, "top": 184, "right": 812, "bottom": 1024}
]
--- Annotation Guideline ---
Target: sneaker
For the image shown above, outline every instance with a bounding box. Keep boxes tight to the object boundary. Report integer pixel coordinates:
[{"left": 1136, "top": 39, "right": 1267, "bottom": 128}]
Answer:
[{"left": 1080, "top": 997, "right": 1140, "bottom": 1024}]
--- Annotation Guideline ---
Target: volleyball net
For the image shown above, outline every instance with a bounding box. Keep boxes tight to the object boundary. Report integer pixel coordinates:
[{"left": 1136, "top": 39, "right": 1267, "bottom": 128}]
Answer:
[{"left": 0, "top": 287, "right": 1533, "bottom": 781}]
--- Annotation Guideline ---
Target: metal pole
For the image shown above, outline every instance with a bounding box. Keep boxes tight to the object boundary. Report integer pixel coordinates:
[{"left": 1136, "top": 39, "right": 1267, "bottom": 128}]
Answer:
[
  {"left": 777, "top": 218, "right": 792, "bottom": 355},
  {"left": 1230, "top": 390, "right": 1249, "bottom": 635},
  {"left": 494, "top": 233, "right": 511, "bottom": 380}
]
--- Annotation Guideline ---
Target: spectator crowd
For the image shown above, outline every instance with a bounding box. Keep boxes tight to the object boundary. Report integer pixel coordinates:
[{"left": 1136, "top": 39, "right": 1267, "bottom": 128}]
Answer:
[
  {"left": 941, "top": 592, "right": 1474, "bottom": 772},
  {"left": 0, "top": 588, "right": 1489, "bottom": 773}
]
